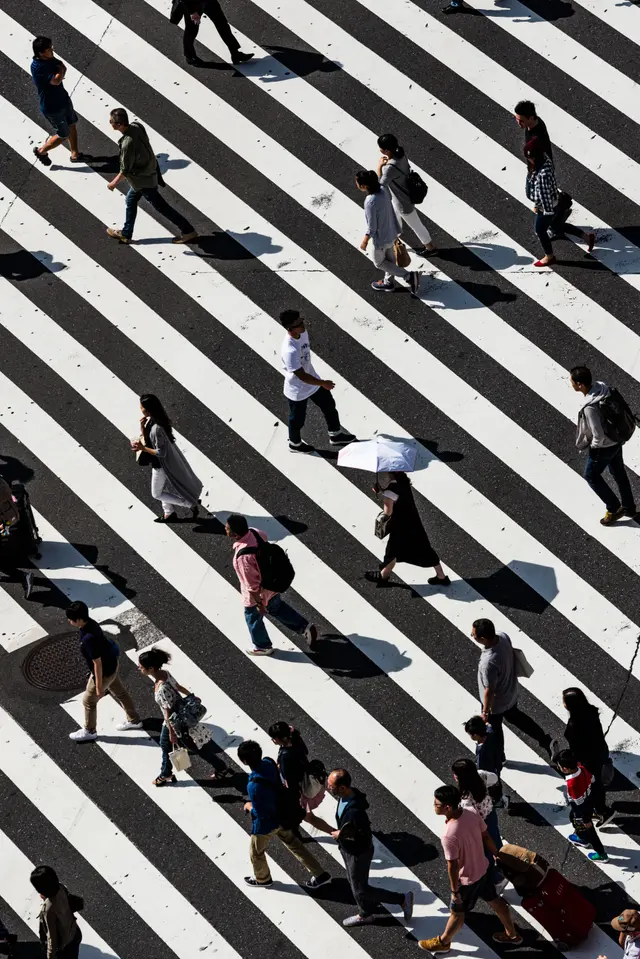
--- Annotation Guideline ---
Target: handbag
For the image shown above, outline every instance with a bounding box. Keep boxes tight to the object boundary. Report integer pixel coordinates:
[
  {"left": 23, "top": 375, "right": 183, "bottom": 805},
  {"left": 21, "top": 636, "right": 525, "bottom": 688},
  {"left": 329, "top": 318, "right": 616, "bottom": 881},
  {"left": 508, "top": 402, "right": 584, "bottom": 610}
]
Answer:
[
  {"left": 374, "top": 510, "right": 391, "bottom": 539},
  {"left": 170, "top": 692, "right": 207, "bottom": 732},
  {"left": 134, "top": 433, "right": 154, "bottom": 467},
  {"left": 394, "top": 238, "right": 411, "bottom": 268},
  {"left": 513, "top": 647, "right": 534, "bottom": 679},
  {"left": 170, "top": 746, "right": 192, "bottom": 772}
]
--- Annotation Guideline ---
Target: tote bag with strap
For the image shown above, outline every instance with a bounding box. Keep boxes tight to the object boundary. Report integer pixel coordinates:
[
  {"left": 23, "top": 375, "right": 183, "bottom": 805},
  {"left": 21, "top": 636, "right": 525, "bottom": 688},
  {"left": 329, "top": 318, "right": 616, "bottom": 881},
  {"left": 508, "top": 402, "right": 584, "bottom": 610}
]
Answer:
[
  {"left": 394, "top": 238, "right": 411, "bottom": 268},
  {"left": 513, "top": 647, "right": 534, "bottom": 679}
]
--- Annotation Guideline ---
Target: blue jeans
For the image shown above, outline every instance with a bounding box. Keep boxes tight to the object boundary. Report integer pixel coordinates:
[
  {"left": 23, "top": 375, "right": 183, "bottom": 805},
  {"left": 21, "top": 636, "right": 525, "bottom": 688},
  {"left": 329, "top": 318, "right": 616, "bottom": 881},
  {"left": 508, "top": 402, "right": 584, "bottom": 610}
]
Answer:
[
  {"left": 159, "top": 723, "right": 227, "bottom": 778},
  {"left": 584, "top": 444, "right": 635, "bottom": 513},
  {"left": 244, "top": 594, "right": 308, "bottom": 649},
  {"left": 288, "top": 389, "right": 341, "bottom": 445},
  {"left": 123, "top": 186, "right": 194, "bottom": 240},
  {"left": 484, "top": 808, "right": 504, "bottom": 883}
]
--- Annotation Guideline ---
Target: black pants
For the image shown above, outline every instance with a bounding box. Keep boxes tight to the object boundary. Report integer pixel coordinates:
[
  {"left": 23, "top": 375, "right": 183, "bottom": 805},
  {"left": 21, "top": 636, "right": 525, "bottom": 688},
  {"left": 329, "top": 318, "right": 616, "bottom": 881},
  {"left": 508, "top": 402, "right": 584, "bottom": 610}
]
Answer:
[
  {"left": 489, "top": 703, "right": 549, "bottom": 762},
  {"left": 341, "top": 844, "right": 405, "bottom": 917},
  {"left": 288, "top": 389, "right": 341, "bottom": 444},
  {"left": 58, "top": 928, "right": 82, "bottom": 959},
  {"left": 183, "top": 1, "right": 240, "bottom": 59},
  {"left": 534, "top": 207, "right": 584, "bottom": 256}
]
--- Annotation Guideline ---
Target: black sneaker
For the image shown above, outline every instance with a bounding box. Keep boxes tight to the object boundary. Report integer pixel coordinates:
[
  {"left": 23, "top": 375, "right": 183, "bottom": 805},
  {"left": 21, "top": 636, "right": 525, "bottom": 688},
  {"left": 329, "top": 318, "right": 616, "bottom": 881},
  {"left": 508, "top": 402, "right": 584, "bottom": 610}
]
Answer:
[
  {"left": 622, "top": 507, "right": 638, "bottom": 520},
  {"left": 244, "top": 876, "right": 273, "bottom": 887},
  {"left": 306, "top": 872, "right": 332, "bottom": 889},
  {"left": 232, "top": 51, "right": 254, "bottom": 64},
  {"left": 427, "top": 575, "right": 451, "bottom": 586},
  {"left": 289, "top": 441, "right": 315, "bottom": 453},
  {"left": 410, "top": 271, "right": 422, "bottom": 298},
  {"left": 329, "top": 431, "right": 356, "bottom": 446},
  {"left": 414, "top": 246, "right": 438, "bottom": 258}
]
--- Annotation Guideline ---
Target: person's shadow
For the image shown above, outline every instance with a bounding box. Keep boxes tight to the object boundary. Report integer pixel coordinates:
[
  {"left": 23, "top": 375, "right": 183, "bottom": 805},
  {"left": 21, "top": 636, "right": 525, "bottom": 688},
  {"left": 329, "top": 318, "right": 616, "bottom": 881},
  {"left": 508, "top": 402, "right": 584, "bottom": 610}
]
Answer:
[
  {"left": 260, "top": 45, "right": 342, "bottom": 79},
  {"left": 0, "top": 250, "right": 65, "bottom": 280}
]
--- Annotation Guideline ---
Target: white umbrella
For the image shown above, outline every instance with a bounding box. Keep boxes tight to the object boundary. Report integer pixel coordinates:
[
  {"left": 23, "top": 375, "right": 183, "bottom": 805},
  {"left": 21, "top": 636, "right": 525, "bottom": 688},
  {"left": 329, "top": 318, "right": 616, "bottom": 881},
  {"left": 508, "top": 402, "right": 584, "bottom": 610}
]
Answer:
[{"left": 337, "top": 434, "right": 418, "bottom": 473}]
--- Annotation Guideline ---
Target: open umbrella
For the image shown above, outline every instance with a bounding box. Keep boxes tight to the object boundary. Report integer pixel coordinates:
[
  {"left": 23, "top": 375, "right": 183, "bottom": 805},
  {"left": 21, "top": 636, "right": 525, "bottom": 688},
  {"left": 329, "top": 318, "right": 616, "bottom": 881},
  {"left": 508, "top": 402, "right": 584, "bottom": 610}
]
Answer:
[{"left": 337, "top": 434, "right": 417, "bottom": 473}]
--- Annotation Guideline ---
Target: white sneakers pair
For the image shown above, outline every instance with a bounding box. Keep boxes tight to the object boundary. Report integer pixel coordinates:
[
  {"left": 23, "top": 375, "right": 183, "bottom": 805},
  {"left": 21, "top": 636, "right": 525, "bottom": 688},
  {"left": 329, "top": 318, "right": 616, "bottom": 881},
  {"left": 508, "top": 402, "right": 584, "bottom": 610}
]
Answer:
[{"left": 69, "top": 720, "right": 143, "bottom": 742}]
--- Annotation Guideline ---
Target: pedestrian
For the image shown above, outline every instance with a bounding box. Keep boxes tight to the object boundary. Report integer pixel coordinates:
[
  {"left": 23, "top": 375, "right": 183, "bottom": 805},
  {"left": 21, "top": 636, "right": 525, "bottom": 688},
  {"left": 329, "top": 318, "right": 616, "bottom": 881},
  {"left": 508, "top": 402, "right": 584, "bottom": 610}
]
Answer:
[
  {"left": 66, "top": 600, "right": 142, "bottom": 743},
  {"left": 514, "top": 100, "right": 553, "bottom": 160},
  {"left": 30, "top": 865, "right": 82, "bottom": 959},
  {"left": 355, "top": 170, "right": 422, "bottom": 296},
  {"left": 451, "top": 758, "right": 505, "bottom": 887},
  {"left": 31, "top": 37, "right": 84, "bottom": 167},
  {"left": 555, "top": 749, "right": 609, "bottom": 862},
  {"left": 473, "top": 618, "right": 552, "bottom": 762},
  {"left": 0, "top": 917, "right": 16, "bottom": 955},
  {"left": 279, "top": 309, "right": 355, "bottom": 454},
  {"left": 238, "top": 739, "right": 332, "bottom": 889},
  {"left": 571, "top": 365, "right": 637, "bottom": 525},
  {"left": 268, "top": 721, "right": 332, "bottom": 832},
  {"left": 0, "top": 475, "right": 34, "bottom": 598},
  {"left": 524, "top": 138, "right": 595, "bottom": 267},
  {"left": 610, "top": 909, "right": 640, "bottom": 959},
  {"left": 322, "top": 768, "right": 414, "bottom": 928},
  {"left": 418, "top": 785, "right": 521, "bottom": 953},
  {"left": 225, "top": 514, "right": 317, "bottom": 655},
  {"left": 169, "top": 0, "right": 254, "bottom": 66},
  {"left": 137, "top": 647, "right": 232, "bottom": 786},
  {"left": 376, "top": 134, "right": 437, "bottom": 258},
  {"left": 106, "top": 108, "right": 198, "bottom": 245},
  {"left": 364, "top": 471, "right": 450, "bottom": 588},
  {"left": 131, "top": 393, "right": 203, "bottom": 523},
  {"left": 562, "top": 688, "right": 615, "bottom": 826},
  {"left": 464, "top": 715, "right": 508, "bottom": 810}
]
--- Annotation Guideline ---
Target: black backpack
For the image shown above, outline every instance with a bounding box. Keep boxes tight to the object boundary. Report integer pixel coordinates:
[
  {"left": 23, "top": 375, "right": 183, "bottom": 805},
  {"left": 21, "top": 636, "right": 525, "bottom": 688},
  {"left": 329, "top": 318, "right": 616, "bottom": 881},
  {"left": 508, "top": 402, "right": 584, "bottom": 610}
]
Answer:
[
  {"left": 237, "top": 529, "right": 295, "bottom": 593},
  {"left": 406, "top": 169, "right": 428, "bottom": 205},
  {"left": 598, "top": 388, "right": 639, "bottom": 445},
  {"left": 254, "top": 758, "right": 305, "bottom": 829}
]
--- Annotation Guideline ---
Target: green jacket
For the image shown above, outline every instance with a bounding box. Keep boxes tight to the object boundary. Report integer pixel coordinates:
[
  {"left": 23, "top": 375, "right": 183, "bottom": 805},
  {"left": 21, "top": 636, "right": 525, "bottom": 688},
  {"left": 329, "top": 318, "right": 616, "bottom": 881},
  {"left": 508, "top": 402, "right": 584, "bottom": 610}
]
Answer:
[{"left": 118, "top": 122, "right": 157, "bottom": 191}]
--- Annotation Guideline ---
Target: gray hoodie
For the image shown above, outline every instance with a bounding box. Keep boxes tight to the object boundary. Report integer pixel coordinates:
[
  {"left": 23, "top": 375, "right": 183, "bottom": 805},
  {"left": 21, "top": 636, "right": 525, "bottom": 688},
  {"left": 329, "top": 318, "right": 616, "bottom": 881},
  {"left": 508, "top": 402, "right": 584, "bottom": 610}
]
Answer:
[{"left": 576, "top": 381, "right": 616, "bottom": 450}]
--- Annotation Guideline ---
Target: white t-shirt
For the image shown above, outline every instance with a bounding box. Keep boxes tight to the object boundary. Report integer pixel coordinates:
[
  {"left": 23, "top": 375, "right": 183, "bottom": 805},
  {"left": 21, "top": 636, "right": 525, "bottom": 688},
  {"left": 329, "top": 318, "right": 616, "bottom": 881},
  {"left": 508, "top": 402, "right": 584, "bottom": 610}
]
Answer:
[{"left": 281, "top": 331, "right": 320, "bottom": 401}]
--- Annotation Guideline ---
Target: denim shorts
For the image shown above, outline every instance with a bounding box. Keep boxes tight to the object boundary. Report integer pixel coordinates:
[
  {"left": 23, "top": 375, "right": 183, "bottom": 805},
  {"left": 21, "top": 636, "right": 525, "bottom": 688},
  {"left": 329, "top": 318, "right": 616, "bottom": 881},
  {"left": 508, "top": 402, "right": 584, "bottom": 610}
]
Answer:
[{"left": 43, "top": 102, "right": 78, "bottom": 139}]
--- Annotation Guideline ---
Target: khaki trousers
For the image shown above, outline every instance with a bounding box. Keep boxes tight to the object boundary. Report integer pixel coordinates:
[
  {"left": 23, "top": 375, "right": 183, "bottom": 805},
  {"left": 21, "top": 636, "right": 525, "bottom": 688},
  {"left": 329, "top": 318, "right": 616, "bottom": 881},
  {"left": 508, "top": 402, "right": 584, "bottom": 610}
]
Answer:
[
  {"left": 250, "top": 828, "right": 323, "bottom": 883},
  {"left": 83, "top": 667, "right": 140, "bottom": 733}
]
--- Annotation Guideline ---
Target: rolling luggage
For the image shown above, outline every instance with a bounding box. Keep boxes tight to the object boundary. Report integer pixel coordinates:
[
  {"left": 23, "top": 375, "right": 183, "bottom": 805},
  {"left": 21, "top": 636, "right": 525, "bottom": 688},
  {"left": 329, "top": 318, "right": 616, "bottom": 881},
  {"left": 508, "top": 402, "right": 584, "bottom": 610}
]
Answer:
[
  {"left": 496, "top": 843, "right": 549, "bottom": 896},
  {"left": 521, "top": 868, "right": 595, "bottom": 948}
]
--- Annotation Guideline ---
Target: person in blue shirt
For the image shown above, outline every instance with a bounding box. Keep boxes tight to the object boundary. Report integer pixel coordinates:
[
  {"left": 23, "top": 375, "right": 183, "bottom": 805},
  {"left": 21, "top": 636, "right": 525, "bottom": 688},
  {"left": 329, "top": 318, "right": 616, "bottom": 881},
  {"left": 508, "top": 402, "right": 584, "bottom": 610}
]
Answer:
[
  {"left": 31, "top": 36, "right": 84, "bottom": 167},
  {"left": 238, "top": 739, "right": 331, "bottom": 890}
]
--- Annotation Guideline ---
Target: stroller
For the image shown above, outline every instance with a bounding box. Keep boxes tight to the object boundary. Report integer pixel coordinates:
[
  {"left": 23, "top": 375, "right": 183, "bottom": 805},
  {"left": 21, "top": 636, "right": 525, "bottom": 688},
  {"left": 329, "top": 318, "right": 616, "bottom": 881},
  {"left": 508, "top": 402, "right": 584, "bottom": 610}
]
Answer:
[{"left": 0, "top": 478, "right": 41, "bottom": 569}]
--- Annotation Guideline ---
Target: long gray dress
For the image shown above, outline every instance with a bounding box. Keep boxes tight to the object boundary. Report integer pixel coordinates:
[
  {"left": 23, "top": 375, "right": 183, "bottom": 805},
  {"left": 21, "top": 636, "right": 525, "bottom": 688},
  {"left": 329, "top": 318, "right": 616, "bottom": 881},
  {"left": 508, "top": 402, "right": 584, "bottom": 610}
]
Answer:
[{"left": 149, "top": 422, "right": 202, "bottom": 511}]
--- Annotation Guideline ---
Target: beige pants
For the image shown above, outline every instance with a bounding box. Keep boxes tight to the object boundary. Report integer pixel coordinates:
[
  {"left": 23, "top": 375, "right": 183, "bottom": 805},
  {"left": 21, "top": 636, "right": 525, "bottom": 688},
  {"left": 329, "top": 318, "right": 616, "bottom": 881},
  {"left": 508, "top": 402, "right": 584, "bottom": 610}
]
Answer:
[
  {"left": 250, "top": 828, "right": 324, "bottom": 883},
  {"left": 83, "top": 667, "right": 140, "bottom": 733}
]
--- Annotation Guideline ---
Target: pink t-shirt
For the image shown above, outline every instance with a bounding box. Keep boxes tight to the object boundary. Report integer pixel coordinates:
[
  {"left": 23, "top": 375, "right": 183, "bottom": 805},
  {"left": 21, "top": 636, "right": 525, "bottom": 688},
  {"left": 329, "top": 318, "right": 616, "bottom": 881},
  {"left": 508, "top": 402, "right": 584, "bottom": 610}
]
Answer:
[
  {"left": 441, "top": 808, "right": 488, "bottom": 885},
  {"left": 232, "top": 529, "right": 277, "bottom": 607}
]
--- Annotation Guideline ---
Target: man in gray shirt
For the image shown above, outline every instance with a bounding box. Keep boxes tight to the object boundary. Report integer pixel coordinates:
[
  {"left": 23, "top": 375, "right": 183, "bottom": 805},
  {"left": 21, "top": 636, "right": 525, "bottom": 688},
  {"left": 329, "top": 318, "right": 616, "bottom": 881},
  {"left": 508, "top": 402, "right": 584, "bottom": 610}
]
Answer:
[{"left": 474, "top": 618, "right": 551, "bottom": 764}]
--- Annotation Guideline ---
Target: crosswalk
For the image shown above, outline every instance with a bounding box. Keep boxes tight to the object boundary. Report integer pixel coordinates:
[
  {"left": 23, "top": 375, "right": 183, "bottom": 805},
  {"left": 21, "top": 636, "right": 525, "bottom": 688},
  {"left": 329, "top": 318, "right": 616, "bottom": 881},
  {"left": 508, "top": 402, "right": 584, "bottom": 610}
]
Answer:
[{"left": 0, "top": 0, "right": 639, "bottom": 955}]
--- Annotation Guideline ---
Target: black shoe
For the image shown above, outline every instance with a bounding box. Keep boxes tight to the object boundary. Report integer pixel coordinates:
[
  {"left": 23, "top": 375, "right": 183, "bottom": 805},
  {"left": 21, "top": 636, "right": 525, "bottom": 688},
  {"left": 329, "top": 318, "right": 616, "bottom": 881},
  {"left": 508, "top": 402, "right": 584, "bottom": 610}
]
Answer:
[
  {"left": 306, "top": 872, "right": 332, "bottom": 890},
  {"left": 244, "top": 876, "right": 273, "bottom": 887},
  {"left": 33, "top": 146, "right": 52, "bottom": 166},
  {"left": 154, "top": 511, "right": 178, "bottom": 523},
  {"left": 410, "top": 271, "right": 422, "bottom": 298},
  {"left": 365, "top": 570, "right": 390, "bottom": 587},
  {"left": 289, "top": 441, "right": 315, "bottom": 453},
  {"left": 329, "top": 430, "right": 356, "bottom": 446},
  {"left": 622, "top": 507, "right": 638, "bottom": 519},
  {"left": 232, "top": 51, "right": 254, "bottom": 64},
  {"left": 69, "top": 153, "right": 88, "bottom": 163},
  {"left": 191, "top": 500, "right": 201, "bottom": 520},
  {"left": 427, "top": 575, "right": 451, "bottom": 586},
  {"left": 414, "top": 246, "right": 438, "bottom": 258}
]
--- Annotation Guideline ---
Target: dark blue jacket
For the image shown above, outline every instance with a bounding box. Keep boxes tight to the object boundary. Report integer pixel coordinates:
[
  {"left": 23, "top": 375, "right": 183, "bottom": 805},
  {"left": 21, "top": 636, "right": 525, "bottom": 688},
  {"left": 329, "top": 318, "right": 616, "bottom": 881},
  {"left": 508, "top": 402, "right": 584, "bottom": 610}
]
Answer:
[
  {"left": 247, "top": 758, "right": 280, "bottom": 835},
  {"left": 336, "top": 788, "right": 372, "bottom": 855}
]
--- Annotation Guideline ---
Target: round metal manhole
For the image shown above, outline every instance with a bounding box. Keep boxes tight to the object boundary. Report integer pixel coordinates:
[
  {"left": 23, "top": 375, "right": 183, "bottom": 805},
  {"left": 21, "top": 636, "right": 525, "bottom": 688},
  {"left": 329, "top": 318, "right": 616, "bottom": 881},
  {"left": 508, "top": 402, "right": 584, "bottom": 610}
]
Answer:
[{"left": 22, "top": 631, "right": 87, "bottom": 692}]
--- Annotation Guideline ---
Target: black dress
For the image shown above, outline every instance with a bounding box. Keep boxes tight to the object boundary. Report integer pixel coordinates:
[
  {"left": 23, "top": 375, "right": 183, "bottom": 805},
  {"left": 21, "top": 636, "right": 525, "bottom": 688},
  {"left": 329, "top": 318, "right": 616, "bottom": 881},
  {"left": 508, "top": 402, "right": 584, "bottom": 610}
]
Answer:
[{"left": 382, "top": 474, "right": 440, "bottom": 567}]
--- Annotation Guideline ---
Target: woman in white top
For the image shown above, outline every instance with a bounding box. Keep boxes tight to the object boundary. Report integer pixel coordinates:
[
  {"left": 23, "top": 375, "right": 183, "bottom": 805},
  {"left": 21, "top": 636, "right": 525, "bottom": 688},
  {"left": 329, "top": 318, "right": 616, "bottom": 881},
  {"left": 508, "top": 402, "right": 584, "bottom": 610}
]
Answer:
[
  {"left": 377, "top": 133, "right": 437, "bottom": 258},
  {"left": 138, "top": 647, "right": 233, "bottom": 786},
  {"left": 452, "top": 757, "right": 504, "bottom": 884}
]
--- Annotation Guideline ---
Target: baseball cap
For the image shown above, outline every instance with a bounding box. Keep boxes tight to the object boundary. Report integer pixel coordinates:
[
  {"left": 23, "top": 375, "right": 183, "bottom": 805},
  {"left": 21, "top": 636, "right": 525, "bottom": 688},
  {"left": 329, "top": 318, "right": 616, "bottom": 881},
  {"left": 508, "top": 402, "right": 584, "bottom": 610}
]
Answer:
[{"left": 612, "top": 910, "right": 640, "bottom": 933}]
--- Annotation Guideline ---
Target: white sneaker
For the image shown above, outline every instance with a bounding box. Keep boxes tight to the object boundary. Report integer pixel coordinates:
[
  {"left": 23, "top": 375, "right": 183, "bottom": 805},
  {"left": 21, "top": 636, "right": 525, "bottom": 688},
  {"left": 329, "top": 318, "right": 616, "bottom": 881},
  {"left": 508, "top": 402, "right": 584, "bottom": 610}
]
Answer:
[
  {"left": 304, "top": 623, "right": 318, "bottom": 647},
  {"left": 115, "top": 721, "right": 143, "bottom": 731},
  {"left": 69, "top": 728, "right": 98, "bottom": 742},
  {"left": 247, "top": 647, "right": 274, "bottom": 656}
]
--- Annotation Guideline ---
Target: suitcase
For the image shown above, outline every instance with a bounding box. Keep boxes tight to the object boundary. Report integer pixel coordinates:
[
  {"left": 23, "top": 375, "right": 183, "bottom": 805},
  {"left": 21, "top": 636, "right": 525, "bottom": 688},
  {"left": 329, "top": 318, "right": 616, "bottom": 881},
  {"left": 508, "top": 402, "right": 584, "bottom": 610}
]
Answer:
[
  {"left": 496, "top": 843, "right": 549, "bottom": 895},
  {"left": 521, "top": 868, "right": 596, "bottom": 948}
]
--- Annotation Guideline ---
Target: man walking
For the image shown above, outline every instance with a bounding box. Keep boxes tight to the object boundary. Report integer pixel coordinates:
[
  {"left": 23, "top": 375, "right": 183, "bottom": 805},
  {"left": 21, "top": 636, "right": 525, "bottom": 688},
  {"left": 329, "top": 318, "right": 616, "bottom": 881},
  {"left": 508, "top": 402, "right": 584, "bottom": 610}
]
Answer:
[
  {"left": 238, "top": 740, "right": 331, "bottom": 889},
  {"left": 225, "top": 514, "right": 317, "bottom": 655},
  {"left": 106, "top": 108, "right": 198, "bottom": 245},
  {"left": 418, "top": 785, "right": 521, "bottom": 953},
  {"left": 280, "top": 310, "right": 355, "bottom": 453},
  {"left": 31, "top": 37, "right": 84, "bottom": 167},
  {"left": 66, "top": 601, "right": 142, "bottom": 742},
  {"left": 169, "top": 0, "right": 254, "bottom": 66},
  {"left": 322, "top": 768, "right": 414, "bottom": 928},
  {"left": 514, "top": 101, "right": 553, "bottom": 161},
  {"left": 571, "top": 365, "right": 637, "bottom": 525},
  {"left": 473, "top": 618, "right": 552, "bottom": 763}
]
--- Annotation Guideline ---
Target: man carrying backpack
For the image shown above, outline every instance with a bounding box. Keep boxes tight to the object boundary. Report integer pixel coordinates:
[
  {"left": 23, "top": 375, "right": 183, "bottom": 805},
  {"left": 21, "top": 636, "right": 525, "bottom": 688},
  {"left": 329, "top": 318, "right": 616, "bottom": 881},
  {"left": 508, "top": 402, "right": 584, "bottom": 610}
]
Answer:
[
  {"left": 571, "top": 366, "right": 637, "bottom": 526},
  {"left": 238, "top": 740, "right": 331, "bottom": 889},
  {"left": 225, "top": 514, "right": 318, "bottom": 656}
]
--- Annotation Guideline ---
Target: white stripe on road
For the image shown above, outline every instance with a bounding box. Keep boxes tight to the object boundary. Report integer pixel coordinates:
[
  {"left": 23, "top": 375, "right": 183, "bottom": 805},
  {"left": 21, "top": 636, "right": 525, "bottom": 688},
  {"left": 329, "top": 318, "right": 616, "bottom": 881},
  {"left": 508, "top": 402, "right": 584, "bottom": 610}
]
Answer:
[{"left": 0, "top": 586, "right": 47, "bottom": 652}]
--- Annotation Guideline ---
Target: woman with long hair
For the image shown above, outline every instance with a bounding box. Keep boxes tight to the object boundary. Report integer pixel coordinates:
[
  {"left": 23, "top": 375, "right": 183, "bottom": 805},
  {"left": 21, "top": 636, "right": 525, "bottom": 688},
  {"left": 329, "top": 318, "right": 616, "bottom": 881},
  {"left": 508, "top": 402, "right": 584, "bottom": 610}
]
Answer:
[
  {"left": 132, "top": 393, "right": 202, "bottom": 523},
  {"left": 138, "top": 647, "right": 232, "bottom": 786},
  {"left": 377, "top": 133, "right": 437, "bottom": 257},
  {"left": 452, "top": 757, "right": 504, "bottom": 885},
  {"left": 562, "top": 687, "right": 614, "bottom": 825},
  {"left": 355, "top": 169, "right": 422, "bottom": 296},
  {"left": 269, "top": 721, "right": 332, "bottom": 833},
  {"left": 524, "top": 137, "right": 595, "bottom": 268},
  {"left": 30, "top": 865, "right": 82, "bottom": 959},
  {"left": 364, "top": 471, "right": 449, "bottom": 588}
]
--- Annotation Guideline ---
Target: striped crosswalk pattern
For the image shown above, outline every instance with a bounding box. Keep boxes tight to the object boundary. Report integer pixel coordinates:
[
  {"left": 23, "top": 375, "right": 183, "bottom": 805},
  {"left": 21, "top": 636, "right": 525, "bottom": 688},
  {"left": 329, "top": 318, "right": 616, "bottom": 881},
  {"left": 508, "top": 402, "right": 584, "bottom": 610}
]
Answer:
[{"left": 0, "top": 0, "right": 639, "bottom": 955}]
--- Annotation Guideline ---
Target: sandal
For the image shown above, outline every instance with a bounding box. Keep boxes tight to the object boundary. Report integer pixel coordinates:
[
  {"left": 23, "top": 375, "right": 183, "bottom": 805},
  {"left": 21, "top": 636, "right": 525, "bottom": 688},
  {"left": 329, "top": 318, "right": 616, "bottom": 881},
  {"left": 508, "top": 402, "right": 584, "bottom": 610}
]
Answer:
[
  {"left": 33, "top": 146, "right": 52, "bottom": 166},
  {"left": 153, "top": 774, "right": 176, "bottom": 786},
  {"left": 209, "top": 767, "right": 234, "bottom": 781},
  {"left": 364, "top": 570, "right": 390, "bottom": 587}
]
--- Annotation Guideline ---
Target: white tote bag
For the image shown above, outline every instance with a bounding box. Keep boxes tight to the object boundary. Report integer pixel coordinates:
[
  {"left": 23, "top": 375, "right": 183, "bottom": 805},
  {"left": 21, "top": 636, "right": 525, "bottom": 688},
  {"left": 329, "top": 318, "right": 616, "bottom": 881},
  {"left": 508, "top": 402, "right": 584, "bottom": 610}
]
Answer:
[
  {"left": 170, "top": 746, "right": 191, "bottom": 772},
  {"left": 513, "top": 647, "right": 534, "bottom": 679}
]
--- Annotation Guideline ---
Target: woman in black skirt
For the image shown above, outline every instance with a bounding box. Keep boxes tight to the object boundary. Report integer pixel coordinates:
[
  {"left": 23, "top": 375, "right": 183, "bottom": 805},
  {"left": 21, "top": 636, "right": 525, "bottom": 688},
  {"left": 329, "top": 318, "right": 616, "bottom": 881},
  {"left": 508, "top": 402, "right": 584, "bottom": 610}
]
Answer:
[{"left": 365, "top": 471, "right": 450, "bottom": 587}]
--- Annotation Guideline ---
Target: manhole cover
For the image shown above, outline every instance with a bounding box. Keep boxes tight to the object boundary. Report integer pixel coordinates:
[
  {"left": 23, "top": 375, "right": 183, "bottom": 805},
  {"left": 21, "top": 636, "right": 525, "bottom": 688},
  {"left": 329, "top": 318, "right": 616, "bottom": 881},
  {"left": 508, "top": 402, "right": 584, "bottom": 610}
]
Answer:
[{"left": 22, "top": 631, "right": 87, "bottom": 691}]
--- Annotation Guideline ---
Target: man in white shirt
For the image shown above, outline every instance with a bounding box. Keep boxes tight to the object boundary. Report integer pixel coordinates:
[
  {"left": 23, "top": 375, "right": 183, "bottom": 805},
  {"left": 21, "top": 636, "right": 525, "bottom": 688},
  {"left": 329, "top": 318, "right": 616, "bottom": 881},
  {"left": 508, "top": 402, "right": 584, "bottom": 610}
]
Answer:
[{"left": 280, "top": 310, "right": 355, "bottom": 453}]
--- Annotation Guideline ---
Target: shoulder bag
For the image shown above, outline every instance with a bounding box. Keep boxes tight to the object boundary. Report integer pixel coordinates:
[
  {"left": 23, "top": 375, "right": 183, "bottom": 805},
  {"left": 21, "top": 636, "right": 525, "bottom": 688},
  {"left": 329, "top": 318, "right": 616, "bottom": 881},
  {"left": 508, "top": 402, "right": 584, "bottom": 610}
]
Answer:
[
  {"left": 513, "top": 647, "right": 534, "bottom": 679},
  {"left": 374, "top": 510, "right": 391, "bottom": 539},
  {"left": 393, "top": 238, "right": 411, "bottom": 268}
]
